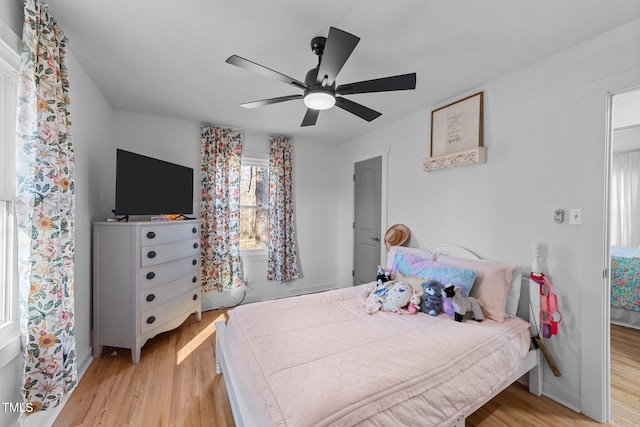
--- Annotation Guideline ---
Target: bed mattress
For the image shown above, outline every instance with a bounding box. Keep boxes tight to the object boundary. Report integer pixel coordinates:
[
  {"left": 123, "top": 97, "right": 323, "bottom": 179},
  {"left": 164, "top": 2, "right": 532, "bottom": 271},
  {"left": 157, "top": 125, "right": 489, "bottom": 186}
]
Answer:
[{"left": 224, "top": 283, "right": 531, "bottom": 426}]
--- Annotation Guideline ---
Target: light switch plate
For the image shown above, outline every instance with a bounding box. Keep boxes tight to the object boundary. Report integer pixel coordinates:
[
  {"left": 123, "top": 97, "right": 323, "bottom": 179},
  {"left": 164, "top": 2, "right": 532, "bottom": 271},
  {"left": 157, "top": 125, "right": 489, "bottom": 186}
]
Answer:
[{"left": 569, "top": 208, "right": 582, "bottom": 225}]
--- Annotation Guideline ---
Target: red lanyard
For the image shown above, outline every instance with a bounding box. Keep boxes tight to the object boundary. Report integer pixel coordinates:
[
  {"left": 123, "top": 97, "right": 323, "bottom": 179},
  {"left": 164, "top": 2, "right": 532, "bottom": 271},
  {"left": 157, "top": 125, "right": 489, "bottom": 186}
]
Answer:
[{"left": 530, "top": 272, "right": 562, "bottom": 338}]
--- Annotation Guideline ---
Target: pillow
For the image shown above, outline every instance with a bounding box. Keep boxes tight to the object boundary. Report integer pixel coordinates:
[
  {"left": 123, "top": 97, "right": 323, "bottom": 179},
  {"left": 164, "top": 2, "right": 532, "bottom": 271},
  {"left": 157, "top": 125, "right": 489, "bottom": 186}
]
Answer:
[
  {"left": 394, "top": 271, "right": 426, "bottom": 294},
  {"left": 386, "top": 246, "right": 438, "bottom": 271},
  {"left": 369, "top": 280, "right": 413, "bottom": 312},
  {"left": 391, "top": 251, "right": 477, "bottom": 317},
  {"left": 437, "top": 254, "right": 518, "bottom": 322}
]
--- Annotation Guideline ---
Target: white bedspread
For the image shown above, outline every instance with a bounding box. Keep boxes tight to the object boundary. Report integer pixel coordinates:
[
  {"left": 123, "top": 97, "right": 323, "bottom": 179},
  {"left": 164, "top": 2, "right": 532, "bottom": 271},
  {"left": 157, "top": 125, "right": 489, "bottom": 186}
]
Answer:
[{"left": 224, "top": 283, "right": 531, "bottom": 426}]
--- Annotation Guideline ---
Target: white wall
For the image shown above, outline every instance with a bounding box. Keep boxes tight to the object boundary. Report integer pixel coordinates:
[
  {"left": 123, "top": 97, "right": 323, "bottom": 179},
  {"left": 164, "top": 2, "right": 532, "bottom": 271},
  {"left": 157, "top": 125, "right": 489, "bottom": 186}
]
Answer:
[
  {"left": 337, "top": 19, "right": 640, "bottom": 421},
  {"left": 113, "top": 111, "right": 341, "bottom": 308}
]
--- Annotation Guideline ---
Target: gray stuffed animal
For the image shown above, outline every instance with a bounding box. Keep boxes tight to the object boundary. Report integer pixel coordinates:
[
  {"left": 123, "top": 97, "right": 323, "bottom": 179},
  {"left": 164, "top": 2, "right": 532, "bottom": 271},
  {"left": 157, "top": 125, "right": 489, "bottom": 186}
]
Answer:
[
  {"left": 442, "top": 284, "right": 484, "bottom": 322},
  {"left": 420, "top": 280, "right": 442, "bottom": 316}
]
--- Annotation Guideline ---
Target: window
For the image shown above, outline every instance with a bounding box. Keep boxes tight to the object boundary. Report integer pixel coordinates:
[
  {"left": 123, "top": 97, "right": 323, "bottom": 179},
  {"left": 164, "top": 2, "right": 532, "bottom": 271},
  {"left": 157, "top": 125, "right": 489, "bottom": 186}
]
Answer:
[
  {"left": 0, "top": 41, "right": 19, "bottom": 367},
  {"left": 240, "top": 156, "right": 269, "bottom": 251}
]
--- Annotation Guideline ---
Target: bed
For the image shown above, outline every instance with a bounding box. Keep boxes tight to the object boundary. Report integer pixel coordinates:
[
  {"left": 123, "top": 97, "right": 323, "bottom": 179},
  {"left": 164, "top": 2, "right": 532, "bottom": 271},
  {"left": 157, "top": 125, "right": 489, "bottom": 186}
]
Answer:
[
  {"left": 610, "top": 246, "right": 640, "bottom": 329},
  {"left": 215, "top": 244, "right": 542, "bottom": 426}
]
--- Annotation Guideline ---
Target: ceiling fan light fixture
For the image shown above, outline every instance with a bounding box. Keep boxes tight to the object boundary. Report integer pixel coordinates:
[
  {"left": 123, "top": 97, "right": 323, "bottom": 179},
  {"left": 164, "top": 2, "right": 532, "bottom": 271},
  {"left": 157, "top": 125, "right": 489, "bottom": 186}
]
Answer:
[{"left": 303, "top": 90, "right": 335, "bottom": 110}]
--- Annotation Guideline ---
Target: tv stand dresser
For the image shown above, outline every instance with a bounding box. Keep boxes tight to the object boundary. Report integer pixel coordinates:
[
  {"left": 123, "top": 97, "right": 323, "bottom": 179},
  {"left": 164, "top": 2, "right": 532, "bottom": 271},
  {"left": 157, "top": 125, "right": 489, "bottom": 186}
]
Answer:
[{"left": 92, "top": 219, "right": 202, "bottom": 363}]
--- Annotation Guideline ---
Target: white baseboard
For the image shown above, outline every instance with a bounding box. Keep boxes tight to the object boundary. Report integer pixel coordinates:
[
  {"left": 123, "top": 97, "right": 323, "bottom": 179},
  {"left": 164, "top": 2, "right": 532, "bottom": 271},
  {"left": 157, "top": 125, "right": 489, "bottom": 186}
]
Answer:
[
  {"left": 541, "top": 380, "right": 581, "bottom": 413},
  {"left": 242, "top": 282, "right": 337, "bottom": 305}
]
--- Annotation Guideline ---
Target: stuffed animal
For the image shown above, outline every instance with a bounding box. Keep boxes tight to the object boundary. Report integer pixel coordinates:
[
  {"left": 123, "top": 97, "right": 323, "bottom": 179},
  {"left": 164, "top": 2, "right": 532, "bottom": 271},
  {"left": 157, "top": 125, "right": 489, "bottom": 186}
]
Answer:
[
  {"left": 420, "top": 280, "right": 442, "bottom": 316},
  {"left": 396, "top": 290, "right": 422, "bottom": 314},
  {"left": 365, "top": 280, "right": 413, "bottom": 314},
  {"left": 405, "top": 290, "right": 422, "bottom": 314},
  {"left": 376, "top": 266, "right": 391, "bottom": 285},
  {"left": 442, "top": 284, "right": 484, "bottom": 322}
]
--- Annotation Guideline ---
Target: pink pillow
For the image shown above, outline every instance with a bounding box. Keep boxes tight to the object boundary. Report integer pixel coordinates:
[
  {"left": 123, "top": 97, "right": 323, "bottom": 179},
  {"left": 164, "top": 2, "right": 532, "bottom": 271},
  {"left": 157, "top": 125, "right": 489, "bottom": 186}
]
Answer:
[{"left": 437, "top": 254, "right": 517, "bottom": 322}]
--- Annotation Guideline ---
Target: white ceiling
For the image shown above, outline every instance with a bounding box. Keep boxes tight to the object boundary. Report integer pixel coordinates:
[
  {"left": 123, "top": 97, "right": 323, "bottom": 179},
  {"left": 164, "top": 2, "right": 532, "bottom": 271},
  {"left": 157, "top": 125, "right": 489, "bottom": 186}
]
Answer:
[{"left": 46, "top": 0, "right": 640, "bottom": 144}]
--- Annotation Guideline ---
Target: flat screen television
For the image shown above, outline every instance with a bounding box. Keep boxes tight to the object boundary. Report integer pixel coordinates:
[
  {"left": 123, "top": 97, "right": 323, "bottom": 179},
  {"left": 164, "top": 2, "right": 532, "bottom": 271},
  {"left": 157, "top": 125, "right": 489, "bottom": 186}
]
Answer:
[{"left": 114, "top": 149, "right": 194, "bottom": 217}]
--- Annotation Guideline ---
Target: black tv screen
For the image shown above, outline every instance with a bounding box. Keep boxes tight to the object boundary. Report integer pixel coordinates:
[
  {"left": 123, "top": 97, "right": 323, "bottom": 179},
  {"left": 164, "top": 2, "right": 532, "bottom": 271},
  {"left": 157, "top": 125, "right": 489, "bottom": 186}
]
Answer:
[{"left": 114, "top": 149, "right": 194, "bottom": 216}]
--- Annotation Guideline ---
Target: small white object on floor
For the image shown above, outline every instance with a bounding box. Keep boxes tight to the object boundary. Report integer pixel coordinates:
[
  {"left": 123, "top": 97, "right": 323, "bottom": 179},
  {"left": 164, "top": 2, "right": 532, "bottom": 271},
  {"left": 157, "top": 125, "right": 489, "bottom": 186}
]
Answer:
[{"left": 110, "top": 350, "right": 117, "bottom": 356}]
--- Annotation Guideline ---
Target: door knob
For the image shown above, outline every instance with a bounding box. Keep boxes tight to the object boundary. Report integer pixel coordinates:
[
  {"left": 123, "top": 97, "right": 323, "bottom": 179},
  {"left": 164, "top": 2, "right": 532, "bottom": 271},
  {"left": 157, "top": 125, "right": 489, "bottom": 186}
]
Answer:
[{"left": 371, "top": 237, "right": 380, "bottom": 241}]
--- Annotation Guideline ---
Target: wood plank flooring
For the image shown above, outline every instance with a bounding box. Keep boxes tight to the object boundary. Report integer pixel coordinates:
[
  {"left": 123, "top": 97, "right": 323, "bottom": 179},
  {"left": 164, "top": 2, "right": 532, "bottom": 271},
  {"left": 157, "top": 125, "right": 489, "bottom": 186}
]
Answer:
[{"left": 53, "top": 312, "right": 639, "bottom": 427}]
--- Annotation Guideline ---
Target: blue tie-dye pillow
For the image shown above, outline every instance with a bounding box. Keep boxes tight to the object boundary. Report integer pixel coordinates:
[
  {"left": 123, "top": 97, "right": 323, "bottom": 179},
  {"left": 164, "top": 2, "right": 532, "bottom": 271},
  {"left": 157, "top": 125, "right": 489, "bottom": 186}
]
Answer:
[{"left": 391, "top": 251, "right": 477, "bottom": 317}]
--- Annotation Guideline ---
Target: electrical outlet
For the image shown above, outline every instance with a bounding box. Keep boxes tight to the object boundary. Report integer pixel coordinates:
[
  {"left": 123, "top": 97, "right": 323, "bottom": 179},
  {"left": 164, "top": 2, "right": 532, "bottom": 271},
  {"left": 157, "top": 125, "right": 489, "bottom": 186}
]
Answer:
[
  {"left": 554, "top": 209, "right": 565, "bottom": 224},
  {"left": 569, "top": 208, "right": 582, "bottom": 225}
]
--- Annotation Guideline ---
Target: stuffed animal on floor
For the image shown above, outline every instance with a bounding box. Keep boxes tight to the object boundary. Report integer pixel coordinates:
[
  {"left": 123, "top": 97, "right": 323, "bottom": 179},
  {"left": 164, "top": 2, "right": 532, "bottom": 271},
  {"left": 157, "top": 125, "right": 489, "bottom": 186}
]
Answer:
[
  {"left": 442, "top": 284, "right": 484, "bottom": 322},
  {"left": 376, "top": 265, "right": 391, "bottom": 285},
  {"left": 420, "top": 280, "right": 442, "bottom": 316}
]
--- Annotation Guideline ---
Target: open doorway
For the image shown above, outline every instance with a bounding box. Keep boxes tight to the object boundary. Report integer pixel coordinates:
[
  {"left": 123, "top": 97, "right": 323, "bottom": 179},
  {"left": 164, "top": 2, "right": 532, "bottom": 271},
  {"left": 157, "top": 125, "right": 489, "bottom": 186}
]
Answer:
[{"left": 608, "top": 87, "right": 640, "bottom": 425}]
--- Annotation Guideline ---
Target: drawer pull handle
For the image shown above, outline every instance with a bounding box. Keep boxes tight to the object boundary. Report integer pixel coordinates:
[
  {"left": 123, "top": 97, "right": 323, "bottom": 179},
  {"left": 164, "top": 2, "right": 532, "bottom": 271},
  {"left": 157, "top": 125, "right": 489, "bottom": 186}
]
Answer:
[
  {"left": 192, "top": 259, "right": 197, "bottom": 266},
  {"left": 146, "top": 272, "right": 155, "bottom": 280},
  {"left": 192, "top": 227, "right": 197, "bottom": 233},
  {"left": 146, "top": 316, "right": 156, "bottom": 324},
  {"left": 147, "top": 231, "right": 156, "bottom": 239},
  {"left": 192, "top": 276, "right": 197, "bottom": 283},
  {"left": 146, "top": 294, "right": 155, "bottom": 302},
  {"left": 147, "top": 251, "right": 156, "bottom": 259},
  {"left": 193, "top": 294, "right": 198, "bottom": 301},
  {"left": 193, "top": 242, "right": 198, "bottom": 249}
]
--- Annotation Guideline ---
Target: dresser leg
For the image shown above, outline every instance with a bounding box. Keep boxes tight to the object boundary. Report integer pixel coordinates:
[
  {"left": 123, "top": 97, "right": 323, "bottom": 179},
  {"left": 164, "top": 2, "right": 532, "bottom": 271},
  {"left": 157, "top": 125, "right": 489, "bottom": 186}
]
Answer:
[
  {"left": 132, "top": 348, "right": 141, "bottom": 364},
  {"left": 93, "top": 344, "right": 103, "bottom": 358},
  {"left": 196, "top": 310, "right": 202, "bottom": 322}
]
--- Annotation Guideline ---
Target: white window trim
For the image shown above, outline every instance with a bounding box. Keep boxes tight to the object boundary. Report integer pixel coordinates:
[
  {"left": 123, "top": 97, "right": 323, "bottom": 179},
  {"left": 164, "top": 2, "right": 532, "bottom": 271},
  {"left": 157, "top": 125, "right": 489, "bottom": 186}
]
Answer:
[
  {"left": 240, "top": 152, "right": 269, "bottom": 260},
  {"left": 0, "top": 38, "right": 20, "bottom": 368}
]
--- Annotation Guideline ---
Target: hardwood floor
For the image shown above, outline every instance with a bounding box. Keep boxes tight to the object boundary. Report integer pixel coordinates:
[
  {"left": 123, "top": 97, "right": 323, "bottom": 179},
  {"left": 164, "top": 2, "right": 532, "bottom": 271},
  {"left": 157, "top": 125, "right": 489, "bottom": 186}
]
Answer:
[
  {"left": 53, "top": 310, "right": 234, "bottom": 427},
  {"left": 53, "top": 313, "right": 639, "bottom": 427},
  {"left": 609, "top": 323, "right": 640, "bottom": 426}
]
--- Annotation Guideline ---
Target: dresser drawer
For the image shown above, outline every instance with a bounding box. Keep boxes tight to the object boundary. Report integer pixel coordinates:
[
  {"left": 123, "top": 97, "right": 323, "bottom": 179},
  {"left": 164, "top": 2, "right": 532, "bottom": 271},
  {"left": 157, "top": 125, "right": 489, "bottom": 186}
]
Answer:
[
  {"left": 140, "top": 222, "right": 200, "bottom": 246},
  {"left": 139, "top": 275, "right": 199, "bottom": 309},
  {"left": 141, "top": 238, "right": 200, "bottom": 267},
  {"left": 140, "top": 289, "right": 200, "bottom": 335},
  {"left": 138, "top": 256, "right": 199, "bottom": 289}
]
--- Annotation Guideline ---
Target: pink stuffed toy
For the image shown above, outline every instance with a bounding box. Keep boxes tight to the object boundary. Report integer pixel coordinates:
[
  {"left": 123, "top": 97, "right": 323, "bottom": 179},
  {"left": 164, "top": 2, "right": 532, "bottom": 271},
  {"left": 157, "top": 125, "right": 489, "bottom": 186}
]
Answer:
[{"left": 397, "top": 290, "right": 422, "bottom": 314}]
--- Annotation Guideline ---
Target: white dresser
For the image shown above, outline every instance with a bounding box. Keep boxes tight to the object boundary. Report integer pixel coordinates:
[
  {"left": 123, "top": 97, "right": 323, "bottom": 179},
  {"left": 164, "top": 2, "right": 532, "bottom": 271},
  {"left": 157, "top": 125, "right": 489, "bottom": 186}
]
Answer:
[{"left": 92, "top": 219, "right": 202, "bottom": 363}]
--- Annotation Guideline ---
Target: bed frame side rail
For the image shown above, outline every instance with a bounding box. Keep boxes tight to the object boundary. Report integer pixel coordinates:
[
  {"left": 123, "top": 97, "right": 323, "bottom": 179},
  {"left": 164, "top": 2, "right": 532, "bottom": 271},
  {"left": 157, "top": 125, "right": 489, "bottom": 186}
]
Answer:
[{"left": 216, "top": 320, "right": 257, "bottom": 427}]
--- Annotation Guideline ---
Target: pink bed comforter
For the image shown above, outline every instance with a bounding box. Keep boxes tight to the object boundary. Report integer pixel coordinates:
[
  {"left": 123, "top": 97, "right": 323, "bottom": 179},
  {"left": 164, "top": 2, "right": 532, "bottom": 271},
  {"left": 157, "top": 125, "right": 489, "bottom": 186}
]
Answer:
[{"left": 224, "top": 283, "right": 530, "bottom": 426}]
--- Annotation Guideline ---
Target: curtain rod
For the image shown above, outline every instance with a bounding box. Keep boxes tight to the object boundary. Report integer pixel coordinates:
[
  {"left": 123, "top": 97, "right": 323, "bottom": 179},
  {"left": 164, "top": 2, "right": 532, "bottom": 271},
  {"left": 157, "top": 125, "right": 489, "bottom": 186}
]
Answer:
[{"left": 198, "top": 122, "right": 290, "bottom": 139}]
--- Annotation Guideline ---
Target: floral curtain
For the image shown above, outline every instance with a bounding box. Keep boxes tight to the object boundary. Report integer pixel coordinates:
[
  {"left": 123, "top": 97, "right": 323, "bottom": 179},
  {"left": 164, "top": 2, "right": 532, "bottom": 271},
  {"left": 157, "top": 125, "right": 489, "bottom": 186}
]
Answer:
[
  {"left": 200, "top": 126, "right": 244, "bottom": 292},
  {"left": 15, "top": 0, "right": 76, "bottom": 415},
  {"left": 611, "top": 151, "right": 640, "bottom": 247},
  {"left": 267, "top": 136, "right": 300, "bottom": 283}
]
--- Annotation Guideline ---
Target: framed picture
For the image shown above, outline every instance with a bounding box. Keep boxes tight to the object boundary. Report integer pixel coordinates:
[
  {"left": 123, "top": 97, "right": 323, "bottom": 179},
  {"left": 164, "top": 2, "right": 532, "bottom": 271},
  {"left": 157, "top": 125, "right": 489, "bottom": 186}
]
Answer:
[{"left": 430, "top": 91, "right": 483, "bottom": 157}]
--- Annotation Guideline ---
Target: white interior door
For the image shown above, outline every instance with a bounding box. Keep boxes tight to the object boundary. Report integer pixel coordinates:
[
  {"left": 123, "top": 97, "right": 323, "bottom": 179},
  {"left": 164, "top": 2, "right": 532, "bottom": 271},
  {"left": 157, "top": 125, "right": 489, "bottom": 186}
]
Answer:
[{"left": 353, "top": 156, "right": 382, "bottom": 285}]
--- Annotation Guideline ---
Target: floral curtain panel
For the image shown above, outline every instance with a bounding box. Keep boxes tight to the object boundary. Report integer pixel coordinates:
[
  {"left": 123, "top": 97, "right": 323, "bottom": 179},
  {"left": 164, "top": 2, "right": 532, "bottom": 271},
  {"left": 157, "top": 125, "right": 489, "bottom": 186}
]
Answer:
[
  {"left": 15, "top": 0, "right": 77, "bottom": 415},
  {"left": 267, "top": 136, "right": 300, "bottom": 283},
  {"left": 200, "top": 126, "right": 245, "bottom": 292}
]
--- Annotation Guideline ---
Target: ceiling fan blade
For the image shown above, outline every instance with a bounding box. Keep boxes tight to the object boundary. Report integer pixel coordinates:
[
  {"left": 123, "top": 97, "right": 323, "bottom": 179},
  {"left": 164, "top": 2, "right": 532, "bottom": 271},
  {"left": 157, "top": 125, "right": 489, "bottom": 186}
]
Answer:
[
  {"left": 337, "top": 73, "right": 417, "bottom": 95},
  {"left": 226, "top": 55, "right": 307, "bottom": 90},
  {"left": 335, "top": 97, "right": 381, "bottom": 122},
  {"left": 301, "top": 109, "right": 319, "bottom": 127},
  {"left": 239, "top": 94, "right": 303, "bottom": 109},
  {"left": 316, "top": 27, "right": 360, "bottom": 86}
]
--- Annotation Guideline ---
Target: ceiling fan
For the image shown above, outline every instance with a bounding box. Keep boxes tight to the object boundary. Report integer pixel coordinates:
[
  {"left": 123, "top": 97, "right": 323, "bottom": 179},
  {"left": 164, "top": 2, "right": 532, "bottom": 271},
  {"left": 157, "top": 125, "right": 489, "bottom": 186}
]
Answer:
[{"left": 225, "top": 27, "right": 417, "bottom": 127}]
